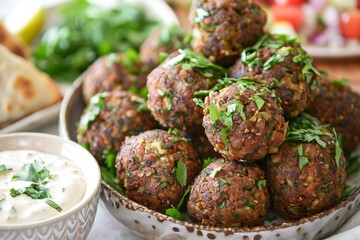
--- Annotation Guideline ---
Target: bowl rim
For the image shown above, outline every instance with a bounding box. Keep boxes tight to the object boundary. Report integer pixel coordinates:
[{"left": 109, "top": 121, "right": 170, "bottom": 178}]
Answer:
[
  {"left": 101, "top": 180, "right": 360, "bottom": 233},
  {"left": 0, "top": 132, "right": 101, "bottom": 230}
]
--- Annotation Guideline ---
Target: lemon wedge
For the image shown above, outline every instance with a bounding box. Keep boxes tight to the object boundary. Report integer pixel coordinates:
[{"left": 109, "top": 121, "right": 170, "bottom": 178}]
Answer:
[{"left": 4, "top": 0, "right": 45, "bottom": 45}]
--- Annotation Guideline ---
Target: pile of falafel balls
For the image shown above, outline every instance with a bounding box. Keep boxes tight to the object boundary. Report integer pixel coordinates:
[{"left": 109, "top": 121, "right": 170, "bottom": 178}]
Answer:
[{"left": 76, "top": 0, "right": 360, "bottom": 228}]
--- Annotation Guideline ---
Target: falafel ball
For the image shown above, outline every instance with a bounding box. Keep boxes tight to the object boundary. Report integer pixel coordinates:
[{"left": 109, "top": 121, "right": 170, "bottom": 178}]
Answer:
[
  {"left": 140, "top": 25, "right": 188, "bottom": 68},
  {"left": 203, "top": 79, "right": 287, "bottom": 161},
  {"left": 266, "top": 114, "right": 347, "bottom": 219},
  {"left": 190, "top": 0, "right": 267, "bottom": 66},
  {"left": 82, "top": 52, "right": 148, "bottom": 102},
  {"left": 147, "top": 50, "right": 222, "bottom": 130},
  {"left": 77, "top": 91, "right": 157, "bottom": 164},
  {"left": 187, "top": 158, "right": 269, "bottom": 227},
  {"left": 306, "top": 78, "right": 360, "bottom": 151},
  {"left": 115, "top": 129, "right": 202, "bottom": 213},
  {"left": 230, "top": 34, "right": 321, "bottom": 118}
]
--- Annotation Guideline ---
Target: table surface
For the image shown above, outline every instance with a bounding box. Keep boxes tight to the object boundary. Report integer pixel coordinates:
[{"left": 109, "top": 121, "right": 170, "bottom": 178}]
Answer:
[{"left": 2, "top": 1, "right": 360, "bottom": 239}]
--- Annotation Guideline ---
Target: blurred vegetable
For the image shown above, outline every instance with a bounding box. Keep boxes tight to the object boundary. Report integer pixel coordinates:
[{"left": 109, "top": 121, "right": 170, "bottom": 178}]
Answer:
[
  {"left": 32, "top": 0, "right": 158, "bottom": 82},
  {"left": 271, "top": 5, "right": 304, "bottom": 30},
  {"left": 272, "top": 0, "right": 305, "bottom": 7},
  {"left": 340, "top": 9, "right": 360, "bottom": 39}
]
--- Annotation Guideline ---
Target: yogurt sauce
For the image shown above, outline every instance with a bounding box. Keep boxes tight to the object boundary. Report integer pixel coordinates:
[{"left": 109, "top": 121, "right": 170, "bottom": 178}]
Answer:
[{"left": 0, "top": 150, "right": 86, "bottom": 224}]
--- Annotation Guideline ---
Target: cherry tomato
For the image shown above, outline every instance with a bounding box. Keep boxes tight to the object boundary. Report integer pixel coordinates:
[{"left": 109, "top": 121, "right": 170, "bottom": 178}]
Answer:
[
  {"left": 340, "top": 9, "right": 360, "bottom": 39},
  {"left": 272, "top": 0, "right": 305, "bottom": 6},
  {"left": 271, "top": 5, "right": 304, "bottom": 31}
]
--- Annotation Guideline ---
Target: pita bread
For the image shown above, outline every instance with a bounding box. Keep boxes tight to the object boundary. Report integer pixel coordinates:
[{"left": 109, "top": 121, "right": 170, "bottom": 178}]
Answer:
[
  {"left": 0, "top": 44, "right": 62, "bottom": 127},
  {"left": 0, "top": 21, "right": 29, "bottom": 59}
]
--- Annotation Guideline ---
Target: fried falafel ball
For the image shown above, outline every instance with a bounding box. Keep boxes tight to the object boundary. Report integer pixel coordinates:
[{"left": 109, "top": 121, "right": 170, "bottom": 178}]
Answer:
[
  {"left": 77, "top": 91, "right": 157, "bottom": 164},
  {"left": 230, "top": 34, "right": 321, "bottom": 118},
  {"left": 306, "top": 78, "right": 360, "bottom": 151},
  {"left": 82, "top": 52, "right": 148, "bottom": 102},
  {"left": 187, "top": 158, "right": 269, "bottom": 227},
  {"left": 203, "top": 79, "right": 287, "bottom": 161},
  {"left": 266, "top": 113, "right": 346, "bottom": 219},
  {"left": 140, "top": 25, "right": 188, "bottom": 68},
  {"left": 190, "top": 0, "right": 267, "bottom": 66},
  {"left": 115, "top": 129, "right": 202, "bottom": 213},
  {"left": 147, "top": 49, "right": 223, "bottom": 130}
]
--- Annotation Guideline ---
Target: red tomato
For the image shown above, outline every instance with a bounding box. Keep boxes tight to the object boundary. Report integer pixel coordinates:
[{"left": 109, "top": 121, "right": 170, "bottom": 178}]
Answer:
[
  {"left": 340, "top": 9, "right": 360, "bottom": 39},
  {"left": 272, "top": 0, "right": 305, "bottom": 6},
  {"left": 271, "top": 5, "right": 304, "bottom": 31}
]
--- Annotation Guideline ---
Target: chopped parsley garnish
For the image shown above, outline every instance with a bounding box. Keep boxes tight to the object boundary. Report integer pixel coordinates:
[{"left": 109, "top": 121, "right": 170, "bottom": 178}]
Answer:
[
  {"left": 0, "top": 165, "right": 12, "bottom": 172},
  {"left": 102, "top": 148, "right": 117, "bottom": 175},
  {"left": 202, "top": 157, "right": 215, "bottom": 169},
  {"left": 241, "top": 34, "right": 297, "bottom": 71},
  {"left": 176, "top": 160, "right": 187, "bottom": 188},
  {"left": 193, "top": 8, "right": 209, "bottom": 23},
  {"left": 159, "top": 89, "right": 172, "bottom": 112},
  {"left": 78, "top": 92, "right": 109, "bottom": 134},
  {"left": 209, "top": 166, "right": 222, "bottom": 178},
  {"left": 193, "top": 98, "right": 204, "bottom": 108},
  {"left": 297, "top": 145, "right": 309, "bottom": 170},
  {"left": 341, "top": 185, "right": 358, "bottom": 200},
  {"left": 10, "top": 160, "right": 62, "bottom": 212},
  {"left": 287, "top": 113, "right": 342, "bottom": 168},
  {"left": 331, "top": 77, "right": 349, "bottom": 87},
  {"left": 165, "top": 186, "right": 191, "bottom": 221},
  {"left": 252, "top": 93, "right": 265, "bottom": 110},
  {"left": 163, "top": 49, "right": 226, "bottom": 79},
  {"left": 100, "top": 167, "right": 125, "bottom": 195},
  {"left": 158, "top": 25, "right": 187, "bottom": 50},
  {"left": 257, "top": 179, "right": 266, "bottom": 190}
]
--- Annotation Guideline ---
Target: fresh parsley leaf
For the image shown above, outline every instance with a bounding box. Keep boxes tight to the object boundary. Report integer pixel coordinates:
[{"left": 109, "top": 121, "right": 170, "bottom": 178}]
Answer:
[
  {"left": 164, "top": 49, "right": 226, "bottom": 79},
  {"left": 207, "top": 105, "right": 222, "bottom": 123},
  {"left": 209, "top": 166, "right": 222, "bottom": 178},
  {"left": 297, "top": 145, "right": 309, "bottom": 170},
  {"left": 78, "top": 92, "right": 109, "bottom": 134},
  {"left": 46, "top": 199, "right": 62, "bottom": 212},
  {"left": 193, "top": 98, "right": 204, "bottom": 108},
  {"left": 202, "top": 157, "right": 215, "bottom": 169},
  {"left": 265, "top": 214, "right": 277, "bottom": 223},
  {"left": 341, "top": 185, "right": 358, "bottom": 200},
  {"left": 333, "top": 129, "right": 342, "bottom": 169},
  {"left": 100, "top": 166, "right": 125, "bottom": 195},
  {"left": 102, "top": 149, "right": 117, "bottom": 175},
  {"left": 0, "top": 165, "right": 12, "bottom": 172},
  {"left": 193, "top": 8, "right": 209, "bottom": 23},
  {"left": 165, "top": 186, "right": 191, "bottom": 221},
  {"left": 10, "top": 160, "right": 62, "bottom": 212},
  {"left": 165, "top": 206, "right": 185, "bottom": 221},
  {"left": 263, "top": 46, "right": 293, "bottom": 70},
  {"left": 252, "top": 94, "right": 265, "bottom": 110},
  {"left": 331, "top": 77, "right": 349, "bottom": 87},
  {"left": 257, "top": 179, "right": 266, "bottom": 190},
  {"left": 176, "top": 160, "right": 187, "bottom": 187},
  {"left": 159, "top": 89, "right": 172, "bottom": 112}
]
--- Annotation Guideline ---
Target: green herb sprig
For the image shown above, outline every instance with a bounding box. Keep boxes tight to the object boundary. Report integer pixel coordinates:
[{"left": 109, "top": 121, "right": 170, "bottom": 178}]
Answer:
[
  {"left": 165, "top": 186, "right": 191, "bottom": 221},
  {"left": 176, "top": 160, "right": 187, "bottom": 188},
  {"left": 287, "top": 113, "right": 342, "bottom": 168},
  {"left": 0, "top": 165, "right": 12, "bottom": 173},
  {"left": 163, "top": 49, "right": 226, "bottom": 79},
  {"left": 78, "top": 92, "right": 109, "bottom": 135},
  {"left": 10, "top": 160, "right": 62, "bottom": 212}
]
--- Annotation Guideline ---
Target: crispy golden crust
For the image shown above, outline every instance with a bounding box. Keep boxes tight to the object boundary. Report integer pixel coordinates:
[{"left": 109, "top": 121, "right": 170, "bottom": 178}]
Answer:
[
  {"left": 203, "top": 83, "right": 287, "bottom": 161},
  {"left": 190, "top": 0, "right": 266, "bottom": 66},
  {"left": 306, "top": 80, "right": 360, "bottom": 150},
  {"left": 187, "top": 159, "right": 269, "bottom": 227},
  {"left": 266, "top": 138, "right": 347, "bottom": 219},
  {"left": 115, "top": 129, "right": 201, "bottom": 213}
]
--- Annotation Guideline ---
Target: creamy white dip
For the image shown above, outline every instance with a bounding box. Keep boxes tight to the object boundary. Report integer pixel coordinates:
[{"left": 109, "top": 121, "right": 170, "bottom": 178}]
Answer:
[{"left": 0, "top": 150, "right": 86, "bottom": 224}]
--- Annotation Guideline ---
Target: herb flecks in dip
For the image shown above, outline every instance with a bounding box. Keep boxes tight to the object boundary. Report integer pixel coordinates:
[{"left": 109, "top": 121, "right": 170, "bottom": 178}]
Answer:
[{"left": 0, "top": 150, "right": 86, "bottom": 224}]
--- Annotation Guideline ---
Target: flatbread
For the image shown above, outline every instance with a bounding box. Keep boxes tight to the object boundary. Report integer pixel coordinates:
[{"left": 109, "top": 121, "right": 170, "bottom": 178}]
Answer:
[
  {"left": 0, "top": 44, "right": 62, "bottom": 127},
  {"left": 0, "top": 21, "right": 29, "bottom": 59}
]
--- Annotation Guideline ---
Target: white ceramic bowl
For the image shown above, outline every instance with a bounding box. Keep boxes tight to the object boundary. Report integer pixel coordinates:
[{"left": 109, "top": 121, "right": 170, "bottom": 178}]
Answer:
[{"left": 0, "top": 133, "right": 101, "bottom": 240}]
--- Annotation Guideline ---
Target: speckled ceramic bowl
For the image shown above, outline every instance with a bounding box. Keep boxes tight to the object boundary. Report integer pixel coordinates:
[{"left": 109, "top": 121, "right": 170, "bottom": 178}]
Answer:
[
  {"left": 59, "top": 74, "right": 360, "bottom": 240},
  {"left": 0, "top": 133, "right": 101, "bottom": 240}
]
